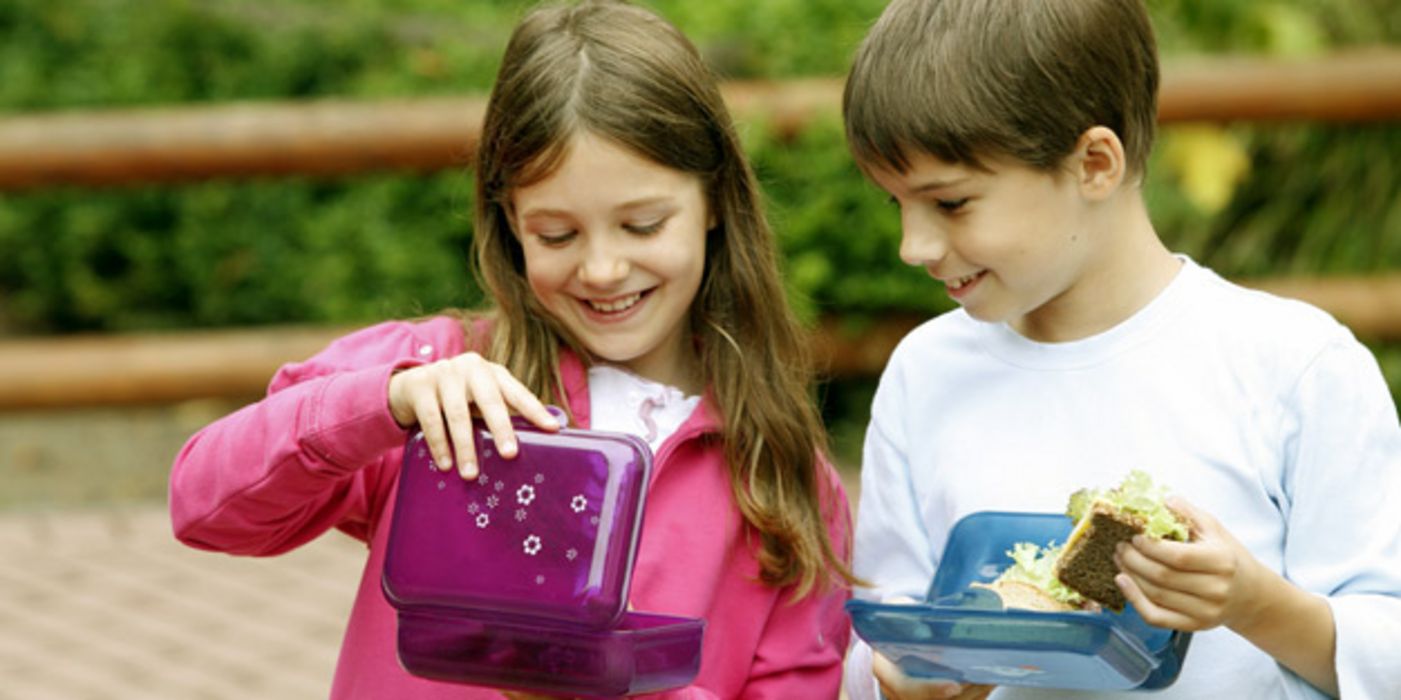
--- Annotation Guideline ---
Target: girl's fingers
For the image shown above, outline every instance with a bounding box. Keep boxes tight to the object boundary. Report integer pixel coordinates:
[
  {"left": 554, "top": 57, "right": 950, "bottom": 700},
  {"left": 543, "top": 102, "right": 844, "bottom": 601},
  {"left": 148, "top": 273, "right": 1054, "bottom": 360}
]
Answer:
[
  {"left": 493, "top": 364, "right": 561, "bottom": 432},
  {"left": 435, "top": 371, "right": 478, "bottom": 478},
  {"left": 412, "top": 391, "right": 453, "bottom": 472},
  {"left": 463, "top": 359, "right": 518, "bottom": 461}
]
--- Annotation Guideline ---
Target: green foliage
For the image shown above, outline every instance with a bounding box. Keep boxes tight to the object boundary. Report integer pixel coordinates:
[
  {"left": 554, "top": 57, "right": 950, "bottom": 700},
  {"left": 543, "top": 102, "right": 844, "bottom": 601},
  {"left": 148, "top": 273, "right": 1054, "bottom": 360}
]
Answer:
[
  {"left": 0, "top": 0, "right": 1398, "bottom": 404},
  {"left": 0, "top": 173, "right": 481, "bottom": 331}
]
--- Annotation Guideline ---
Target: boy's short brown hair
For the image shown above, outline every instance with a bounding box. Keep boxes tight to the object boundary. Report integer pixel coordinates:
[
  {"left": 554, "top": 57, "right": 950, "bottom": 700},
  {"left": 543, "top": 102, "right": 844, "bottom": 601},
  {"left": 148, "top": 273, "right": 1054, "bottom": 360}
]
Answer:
[{"left": 844, "top": 0, "right": 1159, "bottom": 178}]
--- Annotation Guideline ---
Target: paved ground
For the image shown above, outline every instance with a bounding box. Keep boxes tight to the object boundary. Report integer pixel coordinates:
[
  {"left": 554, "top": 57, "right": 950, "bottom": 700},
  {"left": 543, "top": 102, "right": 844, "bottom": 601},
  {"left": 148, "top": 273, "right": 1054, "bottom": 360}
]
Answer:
[
  {"left": 0, "top": 404, "right": 863, "bottom": 699},
  {"left": 0, "top": 504, "right": 363, "bottom": 700}
]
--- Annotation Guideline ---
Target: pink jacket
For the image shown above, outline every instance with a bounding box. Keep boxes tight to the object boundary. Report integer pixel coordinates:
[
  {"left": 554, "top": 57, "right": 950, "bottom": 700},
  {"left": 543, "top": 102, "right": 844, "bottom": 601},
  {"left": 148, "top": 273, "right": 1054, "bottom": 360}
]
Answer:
[{"left": 170, "top": 316, "right": 853, "bottom": 699}]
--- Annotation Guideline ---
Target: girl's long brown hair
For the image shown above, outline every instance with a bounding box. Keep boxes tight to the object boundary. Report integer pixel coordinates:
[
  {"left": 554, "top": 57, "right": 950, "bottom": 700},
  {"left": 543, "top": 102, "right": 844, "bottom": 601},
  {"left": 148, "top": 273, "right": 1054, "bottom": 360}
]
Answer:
[{"left": 470, "top": 0, "right": 855, "bottom": 597}]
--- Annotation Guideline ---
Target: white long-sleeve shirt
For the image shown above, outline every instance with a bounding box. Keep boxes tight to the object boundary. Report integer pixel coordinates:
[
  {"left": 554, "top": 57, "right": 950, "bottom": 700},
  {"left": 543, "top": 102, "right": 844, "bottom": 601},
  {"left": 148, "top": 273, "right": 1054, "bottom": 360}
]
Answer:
[{"left": 845, "top": 258, "right": 1401, "bottom": 700}]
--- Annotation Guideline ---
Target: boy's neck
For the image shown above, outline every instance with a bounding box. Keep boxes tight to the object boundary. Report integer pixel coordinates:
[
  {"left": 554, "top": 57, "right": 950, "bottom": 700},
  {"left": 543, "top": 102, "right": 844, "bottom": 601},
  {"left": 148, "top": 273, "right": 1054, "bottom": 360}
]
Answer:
[{"left": 1013, "top": 192, "right": 1180, "bottom": 343}]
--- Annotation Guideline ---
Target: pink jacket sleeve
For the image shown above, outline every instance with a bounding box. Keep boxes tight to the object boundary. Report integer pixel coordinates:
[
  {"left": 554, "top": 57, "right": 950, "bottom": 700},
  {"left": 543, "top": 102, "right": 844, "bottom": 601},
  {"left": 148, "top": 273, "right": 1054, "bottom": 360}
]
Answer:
[
  {"left": 739, "top": 460, "right": 854, "bottom": 699},
  {"left": 169, "top": 321, "right": 428, "bottom": 555},
  {"left": 648, "top": 458, "right": 855, "bottom": 700}
]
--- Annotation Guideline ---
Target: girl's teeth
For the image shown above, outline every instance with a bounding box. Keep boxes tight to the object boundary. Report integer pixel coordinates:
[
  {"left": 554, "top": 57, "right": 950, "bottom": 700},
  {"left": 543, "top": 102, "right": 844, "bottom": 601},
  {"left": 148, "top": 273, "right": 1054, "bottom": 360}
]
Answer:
[{"left": 589, "top": 292, "right": 641, "bottom": 313}]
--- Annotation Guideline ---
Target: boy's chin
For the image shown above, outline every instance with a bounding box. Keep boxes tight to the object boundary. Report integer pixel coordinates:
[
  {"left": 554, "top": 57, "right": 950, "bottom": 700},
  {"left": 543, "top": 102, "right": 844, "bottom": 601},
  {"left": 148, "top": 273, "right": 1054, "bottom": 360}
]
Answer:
[{"left": 959, "top": 304, "right": 1008, "bottom": 324}]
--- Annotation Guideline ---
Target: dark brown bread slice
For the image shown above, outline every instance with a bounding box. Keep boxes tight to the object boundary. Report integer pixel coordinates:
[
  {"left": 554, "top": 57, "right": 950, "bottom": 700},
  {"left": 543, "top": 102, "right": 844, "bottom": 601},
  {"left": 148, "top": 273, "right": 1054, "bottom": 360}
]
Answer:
[{"left": 1054, "top": 504, "right": 1144, "bottom": 612}]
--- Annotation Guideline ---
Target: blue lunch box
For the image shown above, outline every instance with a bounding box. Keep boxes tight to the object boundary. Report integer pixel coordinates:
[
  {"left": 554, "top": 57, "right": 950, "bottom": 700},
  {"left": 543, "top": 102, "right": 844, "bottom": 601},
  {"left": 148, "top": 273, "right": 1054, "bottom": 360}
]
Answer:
[{"left": 846, "top": 511, "right": 1191, "bottom": 691}]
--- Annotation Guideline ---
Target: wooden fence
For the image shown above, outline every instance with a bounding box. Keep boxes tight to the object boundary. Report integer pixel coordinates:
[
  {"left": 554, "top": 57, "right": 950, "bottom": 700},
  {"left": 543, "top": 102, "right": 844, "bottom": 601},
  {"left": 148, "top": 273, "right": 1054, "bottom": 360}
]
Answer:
[{"left": 2, "top": 49, "right": 1400, "bottom": 409}]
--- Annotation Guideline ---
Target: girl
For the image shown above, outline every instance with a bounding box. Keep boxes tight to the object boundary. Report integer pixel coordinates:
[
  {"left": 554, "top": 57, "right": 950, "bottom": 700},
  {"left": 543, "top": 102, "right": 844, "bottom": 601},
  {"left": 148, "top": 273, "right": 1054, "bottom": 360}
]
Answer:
[{"left": 168, "top": 1, "right": 856, "bottom": 698}]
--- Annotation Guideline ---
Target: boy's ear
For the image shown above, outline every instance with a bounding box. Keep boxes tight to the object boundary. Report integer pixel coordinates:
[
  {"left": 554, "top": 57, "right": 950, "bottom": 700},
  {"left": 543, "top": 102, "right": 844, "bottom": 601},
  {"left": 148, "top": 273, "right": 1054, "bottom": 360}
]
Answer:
[{"left": 1073, "top": 126, "right": 1126, "bottom": 200}]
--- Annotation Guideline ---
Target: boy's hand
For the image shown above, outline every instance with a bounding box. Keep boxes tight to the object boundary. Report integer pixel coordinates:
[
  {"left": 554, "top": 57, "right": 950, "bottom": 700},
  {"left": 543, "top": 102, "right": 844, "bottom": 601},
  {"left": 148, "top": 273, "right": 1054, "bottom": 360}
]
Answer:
[
  {"left": 387, "top": 351, "right": 560, "bottom": 480},
  {"left": 1113, "top": 497, "right": 1270, "bottom": 632},
  {"left": 873, "top": 653, "right": 993, "bottom": 700}
]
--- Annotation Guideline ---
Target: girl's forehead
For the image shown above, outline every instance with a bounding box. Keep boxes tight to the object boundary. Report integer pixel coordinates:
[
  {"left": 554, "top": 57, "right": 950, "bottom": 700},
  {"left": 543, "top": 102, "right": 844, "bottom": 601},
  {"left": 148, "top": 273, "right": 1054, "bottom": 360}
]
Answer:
[{"left": 511, "top": 133, "right": 704, "bottom": 218}]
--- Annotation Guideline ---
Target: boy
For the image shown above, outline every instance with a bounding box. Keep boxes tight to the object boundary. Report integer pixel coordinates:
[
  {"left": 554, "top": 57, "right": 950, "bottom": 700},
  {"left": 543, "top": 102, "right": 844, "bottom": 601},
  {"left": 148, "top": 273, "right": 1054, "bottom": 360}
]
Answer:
[{"left": 839, "top": 1, "right": 1401, "bottom": 698}]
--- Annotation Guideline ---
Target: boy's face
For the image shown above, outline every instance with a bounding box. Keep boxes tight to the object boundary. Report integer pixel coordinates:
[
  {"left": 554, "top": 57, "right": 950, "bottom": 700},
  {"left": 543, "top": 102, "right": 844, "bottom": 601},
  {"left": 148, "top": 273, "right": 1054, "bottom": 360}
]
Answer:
[
  {"left": 868, "top": 151, "right": 1101, "bottom": 341},
  {"left": 511, "top": 131, "right": 709, "bottom": 392}
]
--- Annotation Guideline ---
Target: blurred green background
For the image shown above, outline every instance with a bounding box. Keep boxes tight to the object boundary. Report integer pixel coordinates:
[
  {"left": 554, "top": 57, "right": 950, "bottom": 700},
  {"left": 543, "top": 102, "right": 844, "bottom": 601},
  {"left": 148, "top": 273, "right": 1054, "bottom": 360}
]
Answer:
[{"left": 1, "top": 0, "right": 1399, "bottom": 471}]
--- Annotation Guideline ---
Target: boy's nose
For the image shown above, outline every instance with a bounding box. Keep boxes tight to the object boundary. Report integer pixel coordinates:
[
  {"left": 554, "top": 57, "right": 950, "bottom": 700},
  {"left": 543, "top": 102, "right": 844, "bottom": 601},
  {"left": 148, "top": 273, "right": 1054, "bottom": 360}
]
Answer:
[{"left": 898, "top": 222, "right": 947, "bottom": 268}]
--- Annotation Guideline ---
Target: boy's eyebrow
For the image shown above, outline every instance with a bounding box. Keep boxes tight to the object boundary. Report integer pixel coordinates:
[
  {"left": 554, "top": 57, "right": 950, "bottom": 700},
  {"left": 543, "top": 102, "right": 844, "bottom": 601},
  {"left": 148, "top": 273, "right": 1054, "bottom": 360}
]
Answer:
[{"left": 910, "top": 176, "right": 971, "bottom": 193}]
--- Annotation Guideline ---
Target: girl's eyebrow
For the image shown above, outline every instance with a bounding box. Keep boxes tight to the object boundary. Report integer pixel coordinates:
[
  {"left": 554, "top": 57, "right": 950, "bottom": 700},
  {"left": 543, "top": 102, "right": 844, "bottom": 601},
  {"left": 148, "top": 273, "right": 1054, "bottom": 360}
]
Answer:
[
  {"left": 519, "top": 196, "right": 674, "bottom": 220},
  {"left": 617, "top": 195, "right": 674, "bottom": 210}
]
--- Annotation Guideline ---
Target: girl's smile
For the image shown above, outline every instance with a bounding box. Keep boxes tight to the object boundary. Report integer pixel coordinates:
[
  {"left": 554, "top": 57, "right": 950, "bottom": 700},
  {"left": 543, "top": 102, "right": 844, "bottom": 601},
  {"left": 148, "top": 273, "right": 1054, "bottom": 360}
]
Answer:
[
  {"left": 580, "top": 289, "right": 650, "bottom": 318},
  {"left": 511, "top": 131, "right": 709, "bottom": 391}
]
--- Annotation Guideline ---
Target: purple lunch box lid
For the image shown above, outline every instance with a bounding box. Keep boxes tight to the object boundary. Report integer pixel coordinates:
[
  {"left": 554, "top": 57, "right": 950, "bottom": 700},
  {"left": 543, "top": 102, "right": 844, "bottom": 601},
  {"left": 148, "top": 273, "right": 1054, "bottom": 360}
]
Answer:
[
  {"left": 382, "top": 411, "right": 653, "bottom": 630},
  {"left": 394, "top": 608, "right": 705, "bottom": 697}
]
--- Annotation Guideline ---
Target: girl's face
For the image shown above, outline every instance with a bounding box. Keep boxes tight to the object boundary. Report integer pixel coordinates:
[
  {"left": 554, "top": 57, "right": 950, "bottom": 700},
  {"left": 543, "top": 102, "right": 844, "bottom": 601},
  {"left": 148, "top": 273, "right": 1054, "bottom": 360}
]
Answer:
[
  {"left": 511, "top": 132, "right": 709, "bottom": 392},
  {"left": 868, "top": 150, "right": 1101, "bottom": 341}
]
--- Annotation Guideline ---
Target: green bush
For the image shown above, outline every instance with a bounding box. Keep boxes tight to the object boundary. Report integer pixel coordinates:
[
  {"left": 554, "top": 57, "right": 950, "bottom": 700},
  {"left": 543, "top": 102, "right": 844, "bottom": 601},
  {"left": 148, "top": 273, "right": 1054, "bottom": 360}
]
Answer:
[{"left": 1, "top": 0, "right": 1398, "bottom": 411}]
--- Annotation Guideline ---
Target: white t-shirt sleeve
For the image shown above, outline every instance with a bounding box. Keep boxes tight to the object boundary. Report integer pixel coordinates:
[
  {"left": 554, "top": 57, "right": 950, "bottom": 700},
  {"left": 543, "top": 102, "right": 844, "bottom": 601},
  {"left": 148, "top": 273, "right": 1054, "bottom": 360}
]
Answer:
[
  {"left": 852, "top": 355, "right": 937, "bottom": 603},
  {"left": 844, "top": 353, "right": 938, "bottom": 700},
  {"left": 1277, "top": 334, "right": 1401, "bottom": 698}
]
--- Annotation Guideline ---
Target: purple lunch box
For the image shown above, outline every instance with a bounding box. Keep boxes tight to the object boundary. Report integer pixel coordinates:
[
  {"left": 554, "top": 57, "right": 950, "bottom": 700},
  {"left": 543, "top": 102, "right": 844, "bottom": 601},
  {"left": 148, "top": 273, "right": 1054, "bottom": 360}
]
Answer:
[{"left": 382, "top": 411, "right": 704, "bottom": 697}]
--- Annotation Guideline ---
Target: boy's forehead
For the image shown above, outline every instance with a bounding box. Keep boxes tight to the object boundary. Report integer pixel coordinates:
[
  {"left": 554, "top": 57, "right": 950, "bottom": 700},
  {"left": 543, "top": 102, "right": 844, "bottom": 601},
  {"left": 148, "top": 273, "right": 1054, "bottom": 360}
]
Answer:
[{"left": 866, "top": 152, "right": 980, "bottom": 190}]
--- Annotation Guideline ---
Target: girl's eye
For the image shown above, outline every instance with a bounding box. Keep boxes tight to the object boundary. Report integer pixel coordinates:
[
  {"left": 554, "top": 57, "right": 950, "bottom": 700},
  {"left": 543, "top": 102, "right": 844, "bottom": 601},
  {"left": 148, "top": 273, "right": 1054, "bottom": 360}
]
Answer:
[
  {"left": 536, "top": 231, "right": 576, "bottom": 246},
  {"left": 624, "top": 218, "right": 666, "bottom": 235},
  {"left": 937, "top": 198, "right": 970, "bottom": 213}
]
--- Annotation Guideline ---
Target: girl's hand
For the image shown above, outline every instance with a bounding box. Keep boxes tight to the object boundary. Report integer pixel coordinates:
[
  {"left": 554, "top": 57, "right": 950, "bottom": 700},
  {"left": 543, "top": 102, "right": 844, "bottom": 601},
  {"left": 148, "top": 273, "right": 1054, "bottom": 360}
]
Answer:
[
  {"left": 387, "top": 351, "right": 559, "bottom": 480},
  {"left": 873, "top": 653, "right": 994, "bottom": 700},
  {"left": 1113, "top": 497, "right": 1270, "bottom": 632}
]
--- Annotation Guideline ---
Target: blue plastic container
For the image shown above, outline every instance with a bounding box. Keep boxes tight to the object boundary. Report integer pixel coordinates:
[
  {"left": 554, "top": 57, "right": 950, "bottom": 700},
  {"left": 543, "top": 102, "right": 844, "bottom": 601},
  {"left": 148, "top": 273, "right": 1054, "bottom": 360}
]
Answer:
[{"left": 847, "top": 511, "right": 1191, "bottom": 691}]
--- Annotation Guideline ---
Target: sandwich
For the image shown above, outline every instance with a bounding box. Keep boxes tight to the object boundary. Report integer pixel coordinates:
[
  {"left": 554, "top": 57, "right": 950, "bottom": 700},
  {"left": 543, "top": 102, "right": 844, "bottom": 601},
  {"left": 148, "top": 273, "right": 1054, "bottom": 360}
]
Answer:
[
  {"left": 1055, "top": 470, "right": 1190, "bottom": 612},
  {"left": 975, "top": 471, "right": 1190, "bottom": 613}
]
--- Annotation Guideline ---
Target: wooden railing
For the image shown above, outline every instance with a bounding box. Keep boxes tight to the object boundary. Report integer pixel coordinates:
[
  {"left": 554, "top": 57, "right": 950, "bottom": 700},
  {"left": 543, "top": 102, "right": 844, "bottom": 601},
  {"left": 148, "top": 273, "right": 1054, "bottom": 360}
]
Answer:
[
  {"left": 4, "top": 50, "right": 1400, "bottom": 190},
  {"left": 2, "top": 49, "right": 1399, "bottom": 409}
]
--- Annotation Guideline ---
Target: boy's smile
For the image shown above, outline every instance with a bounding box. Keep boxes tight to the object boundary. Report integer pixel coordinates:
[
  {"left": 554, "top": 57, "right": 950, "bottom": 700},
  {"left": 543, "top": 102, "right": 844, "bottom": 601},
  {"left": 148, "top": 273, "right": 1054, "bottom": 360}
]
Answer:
[{"left": 511, "top": 131, "right": 709, "bottom": 392}]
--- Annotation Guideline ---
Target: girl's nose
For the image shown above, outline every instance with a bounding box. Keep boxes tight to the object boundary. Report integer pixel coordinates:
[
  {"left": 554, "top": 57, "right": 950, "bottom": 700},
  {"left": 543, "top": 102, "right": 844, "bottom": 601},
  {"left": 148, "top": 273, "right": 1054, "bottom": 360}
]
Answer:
[{"left": 578, "top": 237, "right": 630, "bottom": 287}]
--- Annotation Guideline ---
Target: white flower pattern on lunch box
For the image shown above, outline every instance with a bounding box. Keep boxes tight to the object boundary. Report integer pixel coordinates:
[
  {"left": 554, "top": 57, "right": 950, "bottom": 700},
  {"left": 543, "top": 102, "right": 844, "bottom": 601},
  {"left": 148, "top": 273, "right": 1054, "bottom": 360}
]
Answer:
[
  {"left": 571, "top": 495, "right": 587, "bottom": 513},
  {"left": 523, "top": 534, "right": 541, "bottom": 556},
  {"left": 517, "top": 484, "right": 536, "bottom": 506}
]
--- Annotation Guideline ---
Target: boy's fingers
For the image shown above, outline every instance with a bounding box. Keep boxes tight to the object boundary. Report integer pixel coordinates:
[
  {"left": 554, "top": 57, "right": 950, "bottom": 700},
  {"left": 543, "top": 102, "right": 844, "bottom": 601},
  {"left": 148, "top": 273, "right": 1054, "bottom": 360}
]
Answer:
[
  {"left": 873, "top": 652, "right": 965, "bottom": 699},
  {"left": 1165, "top": 496, "right": 1215, "bottom": 540},
  {"left": 1116, "top": 573, "right": 1206, "bottom": 631}
]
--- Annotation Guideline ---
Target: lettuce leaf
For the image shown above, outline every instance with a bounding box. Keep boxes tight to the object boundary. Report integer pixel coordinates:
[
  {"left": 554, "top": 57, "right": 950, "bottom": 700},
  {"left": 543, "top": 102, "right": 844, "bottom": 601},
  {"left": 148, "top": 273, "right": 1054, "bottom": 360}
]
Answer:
[
  {"left": 1066, "top": 470, "right": 1189, "bottom": 541},
  {"left": 998, "top": 541, "right": 1086, "bottom": 607}
]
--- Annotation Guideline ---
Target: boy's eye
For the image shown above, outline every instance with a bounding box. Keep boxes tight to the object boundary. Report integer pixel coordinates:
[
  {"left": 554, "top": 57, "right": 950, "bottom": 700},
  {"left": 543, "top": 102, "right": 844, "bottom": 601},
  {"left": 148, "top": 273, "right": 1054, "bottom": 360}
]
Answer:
[{"left": 937, "top": 198, "right": 970, "bottom": 213}]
